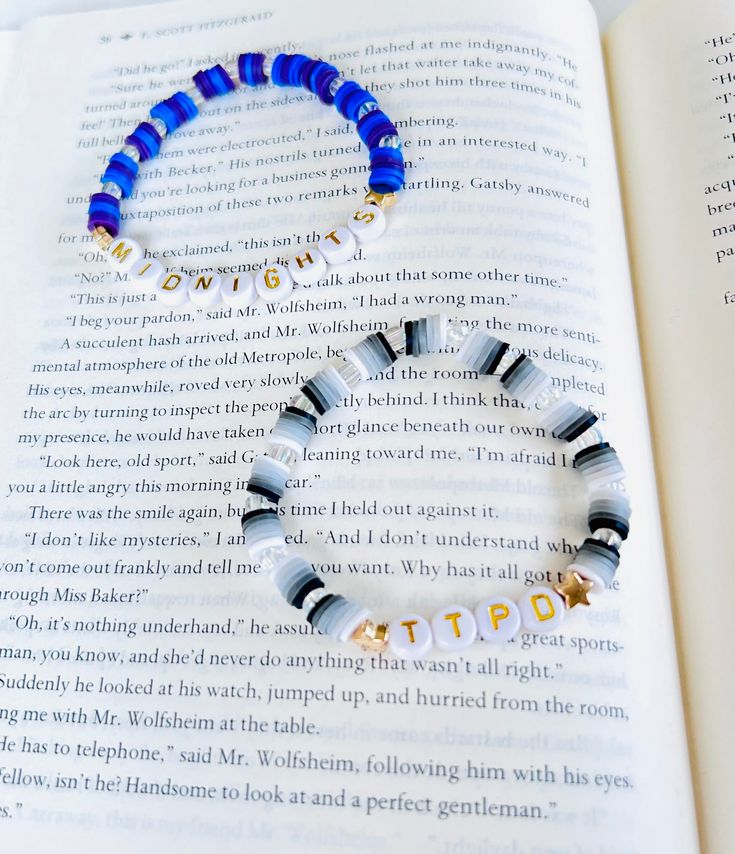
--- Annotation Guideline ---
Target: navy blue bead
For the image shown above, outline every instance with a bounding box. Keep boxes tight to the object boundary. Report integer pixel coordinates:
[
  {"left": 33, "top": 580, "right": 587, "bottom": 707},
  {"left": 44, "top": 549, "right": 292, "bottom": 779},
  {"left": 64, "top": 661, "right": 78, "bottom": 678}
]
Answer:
[
  {"left": 193, "top": 69, "right": 217, "bottom": 99},
  {"left": 299, "top": 59, "right": 340, "bottom": 104},
  {"left": 101, "top": 153, "right": 138, "bottom": 198},
  {"left": 87, "top": 192, "right": 121, "bottom": 236},
  {"left": 238, "top": 52, "right": 266, "bottom": 86},
  {"left": 369, "top": 147, "right": 404, "bottom": 193},
  {"left": 124, "top": 121, "right": 162, "bottom": 162},
  {"left": 334, "top": 81, "right": 375, "bottom": 122},
  {"left": 356, "top": 110, "right": 398, "bottom": 150}
]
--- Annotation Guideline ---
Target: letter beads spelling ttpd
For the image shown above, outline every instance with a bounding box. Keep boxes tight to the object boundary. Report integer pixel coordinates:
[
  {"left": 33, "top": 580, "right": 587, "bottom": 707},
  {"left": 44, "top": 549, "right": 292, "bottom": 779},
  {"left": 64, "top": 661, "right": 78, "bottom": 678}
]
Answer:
[
  {"left": 87, "top": 53, "right": 404, "bottom": 309},
  {"left": 241, "top": 316, "right": 631, "bottom": 660}
]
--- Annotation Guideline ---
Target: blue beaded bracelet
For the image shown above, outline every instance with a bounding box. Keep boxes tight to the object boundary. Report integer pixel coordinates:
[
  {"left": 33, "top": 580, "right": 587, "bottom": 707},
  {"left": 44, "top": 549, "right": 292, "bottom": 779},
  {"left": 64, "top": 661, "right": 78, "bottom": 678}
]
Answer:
[
  {"left": 87, "top": 53, "right": 404, "bottom": 309},
  {"left": 241, "top": 315, "right": 631, "bottom": 659}
]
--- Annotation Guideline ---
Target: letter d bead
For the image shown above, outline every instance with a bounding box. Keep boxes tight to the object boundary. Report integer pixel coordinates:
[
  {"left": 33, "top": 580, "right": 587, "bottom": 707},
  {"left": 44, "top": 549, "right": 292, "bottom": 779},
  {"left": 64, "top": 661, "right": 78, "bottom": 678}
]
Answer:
[
  {"left": 519, "top": 586, "right": 565, "bottom": 633},
  {"left": 388, "top": 614, "right": 433, "bottom": 660}
]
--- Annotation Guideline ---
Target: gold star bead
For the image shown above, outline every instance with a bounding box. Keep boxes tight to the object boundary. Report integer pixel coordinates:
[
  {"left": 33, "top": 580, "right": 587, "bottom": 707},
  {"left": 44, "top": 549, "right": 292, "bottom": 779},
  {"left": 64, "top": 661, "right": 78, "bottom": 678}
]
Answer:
[
  {"left": 554, "top": 571, "right": 594, "bottom": 608},
  {"left": 364, "top": 190, "right": 397, "bottom": 209},
  {"left": 351, "top": 620, "right": 390, "bottom": 652}
]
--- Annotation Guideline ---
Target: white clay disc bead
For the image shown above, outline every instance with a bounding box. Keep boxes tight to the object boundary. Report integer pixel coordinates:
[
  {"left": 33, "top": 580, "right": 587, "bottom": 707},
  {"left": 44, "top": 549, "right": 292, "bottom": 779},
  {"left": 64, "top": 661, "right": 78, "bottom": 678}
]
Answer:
[
  {"left": 518, "top": 586, "right": 565, "bottom": 633},
  {"left": 318, "top": 226, "right": 357, "bottom": 264},
  {"left": 474, "top": 596, "right": 521, "bottom": 643},
  {"left": 221, "top": 272, "right": 257, "bottom": 308},
  {"left": 388, "top": 614, "right": 433, "bottom": 660},
  {"left": 347, "top": 205, "right": 386, "bottom": 243},
  {"left": 128, "top": 257, "right": 164, "bottom": 291},
  {"left": 431, "top": 604, "right": 477, "bottom": 651},
  {"left": 255, "top": 263, "right": 294, "bottom": 303},
  {"left": 187, "top": 270, "right": 222, "bottom": 307},
  {"left": 154, "top": 270, "right": 189, "bottom": 307},
  {"left": 107, "top": 237, "right": 144, "bottom": 273},
  {"left": 288, "top": 249, "right": 327, "bottom": 286}
]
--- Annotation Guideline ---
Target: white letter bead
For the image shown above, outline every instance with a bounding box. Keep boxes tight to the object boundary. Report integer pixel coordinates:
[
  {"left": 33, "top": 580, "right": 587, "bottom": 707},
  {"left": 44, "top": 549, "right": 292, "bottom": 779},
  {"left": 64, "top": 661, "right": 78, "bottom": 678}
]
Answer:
[
  {"left": 346, "top": 205, "right": 386, "bottom": 243},
  {"left": 107, "top": 237, "right": 144, "bottom": 272},
  {"left": 128, "top": 258, "right": 164, "bottom": 290},
  {"left": 221, "top": 272, "right": 257, "bottom": 308},
  {"left": 187, "top": 270, "right": 222, "bottom": 307},
  {"left": 431, "top": 605, "right": 477, "bottom": 651},
  {"left": 388, "top": 614, "right": 433, "bottom": 660},
  {"left": 154, "top": 271, "right": 189, "bottom": 307},
  {"left": 519, "top": 586, "right": 565, "bottom": 633},
  {"left": 474, "top": 596, "right": 521, "bottom": 643},
  {"left": 318, "top": 227, "right": 357, "bottom": 264},
  {"left": 288, "top": 249, "right": 327, "bottom": 286},
  {"left": 255, "top": 263, "right": 294, "bottom": 303}
]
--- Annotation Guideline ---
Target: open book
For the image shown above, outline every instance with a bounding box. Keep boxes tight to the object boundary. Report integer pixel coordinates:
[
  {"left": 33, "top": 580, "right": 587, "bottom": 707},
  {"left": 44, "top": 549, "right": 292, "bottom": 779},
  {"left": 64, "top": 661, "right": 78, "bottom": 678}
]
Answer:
[{"left": 0, "top": 0, "right": 731, "bottom": 850}]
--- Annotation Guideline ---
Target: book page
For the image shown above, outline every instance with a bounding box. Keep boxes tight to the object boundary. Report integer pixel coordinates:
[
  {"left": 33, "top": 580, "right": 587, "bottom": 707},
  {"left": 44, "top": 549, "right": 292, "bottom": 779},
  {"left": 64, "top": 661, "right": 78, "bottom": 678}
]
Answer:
[
  {"left": 0, "top": 31, "right": 19, "bottom": 100},
  {"left": 605, "top": 1, "right": 734, "bottom": 850},
  {"left": 0, "top": 0, "right": 697, "bottom": 850}
]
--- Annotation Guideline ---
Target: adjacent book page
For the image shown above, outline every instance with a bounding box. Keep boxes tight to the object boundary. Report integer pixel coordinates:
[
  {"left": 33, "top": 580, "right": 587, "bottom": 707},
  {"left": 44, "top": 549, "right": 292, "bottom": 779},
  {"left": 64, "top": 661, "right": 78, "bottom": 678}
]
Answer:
[
  {"left": 0, "top": 0, "right": 697, "bottom": 850},
  {"left": 606, "top": 2, "right": 734, "bottom": 850}
]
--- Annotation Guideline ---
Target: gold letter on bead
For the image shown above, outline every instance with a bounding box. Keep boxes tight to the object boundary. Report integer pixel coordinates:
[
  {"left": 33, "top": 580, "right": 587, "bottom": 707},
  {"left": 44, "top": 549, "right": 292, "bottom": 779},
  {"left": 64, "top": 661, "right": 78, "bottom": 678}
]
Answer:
[
  {"left": 352, "top": 208, "right": 375, "bottom": 224},
  {"left": 443, "top": 612, "right": 463, "bottom": 638},
  {"left": 110, "top": 240, "right": 134, "bottom": 262},
  {"left": 323, "top": 229, "right": 341, "bottom": 245},
  {"left": 400, "top": 619, "right": 418, "bottom": 643},
  {"left": 294, "top": 251, "right": 314, "bottom": 270},
  {"left": 530, "top": 593, "right": 555, "bottom": 622},
  {"left": 488, "top": 603, "right": 510, "bottom": 630},
  {"left": 134, "top": 261, "right": 152, "bottom": 276},
  {"left": 161, "top": 273, "right": 183, "bottom": 291},
  {"left": 264, "top": 267, "right": 280, "bottom": 289},
  {"left": 193, "top": 274, "right": 214, "bottom": 290}
]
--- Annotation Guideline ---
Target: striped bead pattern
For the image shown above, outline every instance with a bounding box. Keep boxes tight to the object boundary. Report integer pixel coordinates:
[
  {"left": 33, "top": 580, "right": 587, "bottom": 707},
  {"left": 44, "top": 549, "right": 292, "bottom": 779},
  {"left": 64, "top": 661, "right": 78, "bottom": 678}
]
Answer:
[
  {"left": 246, "top": 455, "right": 290, "bottom": 504},
  {"left": 500, "top": 354, "right": 553, "bottom": 407},
  {"left": 241, "top": 317, "right": 630, "bottom": 656},
  {"left": 306, "top": 594, "right": 372, "bottom": 643},
  {"left": 569, "top": 538, "right": 621, "bottom": 589},
  {"left": 301, "top": 365, "right": 351, "bottom": 415},
  {"left": 268, "top": 406, "right": 317, "bottom": 454},
  {"left": 271, "top": 555, "right": 324, "bottom": 609},
  {"left": 538, "top": 396, "right": 599, "bottom": 442},
  {"left": 405, "top": 315, "right": 449, "bottom": 357},
  {"left": 574, "top": 443, "right": 626, "bottom": 490},
  {"left": 457, "top": 329, "right": 509, "bottom": 375},
  {"left": 241, "top": 508, "right": 286, "bottom": 558},
  {"left": 344, "top": 332, "right": 398, "bottom": 380},
  {"left": 588, "top": 487, "right": 631, "bottom": 540},
  {"left": 88, "top": 52, "right": 403, "bottom": 309}
]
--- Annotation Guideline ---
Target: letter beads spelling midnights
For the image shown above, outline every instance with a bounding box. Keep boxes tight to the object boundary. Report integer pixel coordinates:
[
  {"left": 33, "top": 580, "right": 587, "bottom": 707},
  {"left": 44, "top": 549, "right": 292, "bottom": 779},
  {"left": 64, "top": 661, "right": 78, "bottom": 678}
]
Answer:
[
  {"left": 87, "top": 53, "right": 404, "bottom": 309},
  {"left": 240, "top": 316, "right": 631, "bottom": 660}
]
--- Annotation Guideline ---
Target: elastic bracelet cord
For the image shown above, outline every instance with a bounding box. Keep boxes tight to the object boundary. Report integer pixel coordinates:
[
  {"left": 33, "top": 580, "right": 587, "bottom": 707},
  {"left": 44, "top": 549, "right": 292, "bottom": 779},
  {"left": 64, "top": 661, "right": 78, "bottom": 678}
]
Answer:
[
  {"left": 241, "top": 316, "right": 630, "bottom": 660},
  {"left": 87, "top": 52, "right": 404, "bottom": 309}
]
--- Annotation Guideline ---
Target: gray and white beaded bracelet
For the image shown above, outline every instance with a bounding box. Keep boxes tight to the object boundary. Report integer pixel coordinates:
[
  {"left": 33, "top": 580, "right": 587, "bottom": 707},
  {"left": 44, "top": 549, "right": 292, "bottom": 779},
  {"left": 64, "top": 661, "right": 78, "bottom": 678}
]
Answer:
[{"left": 240, "top": 315, "right": 631, "bottom": 660}]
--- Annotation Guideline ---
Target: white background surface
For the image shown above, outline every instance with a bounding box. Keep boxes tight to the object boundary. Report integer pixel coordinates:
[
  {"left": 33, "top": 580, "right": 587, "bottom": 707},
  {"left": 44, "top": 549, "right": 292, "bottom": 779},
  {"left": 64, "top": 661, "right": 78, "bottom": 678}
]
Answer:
[{"left": 0, "top": 0, "right": 634, "bottom": 31}]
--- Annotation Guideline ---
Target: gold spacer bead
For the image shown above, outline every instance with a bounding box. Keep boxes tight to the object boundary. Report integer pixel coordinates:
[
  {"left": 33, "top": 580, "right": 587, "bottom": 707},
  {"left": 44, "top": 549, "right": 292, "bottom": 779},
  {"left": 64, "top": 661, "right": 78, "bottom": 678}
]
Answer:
[
  {"left": 351, "top": 619, "right": 390, "bottom": 652},
  {"left": 554, "top": 570, "right": 594, "bottom": 609},
  {"left": 91, "top": 226, "right": 113, "bottom": 252},
  {"left": 363, "top": 190, "right": 397, "bottom": 210}
]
